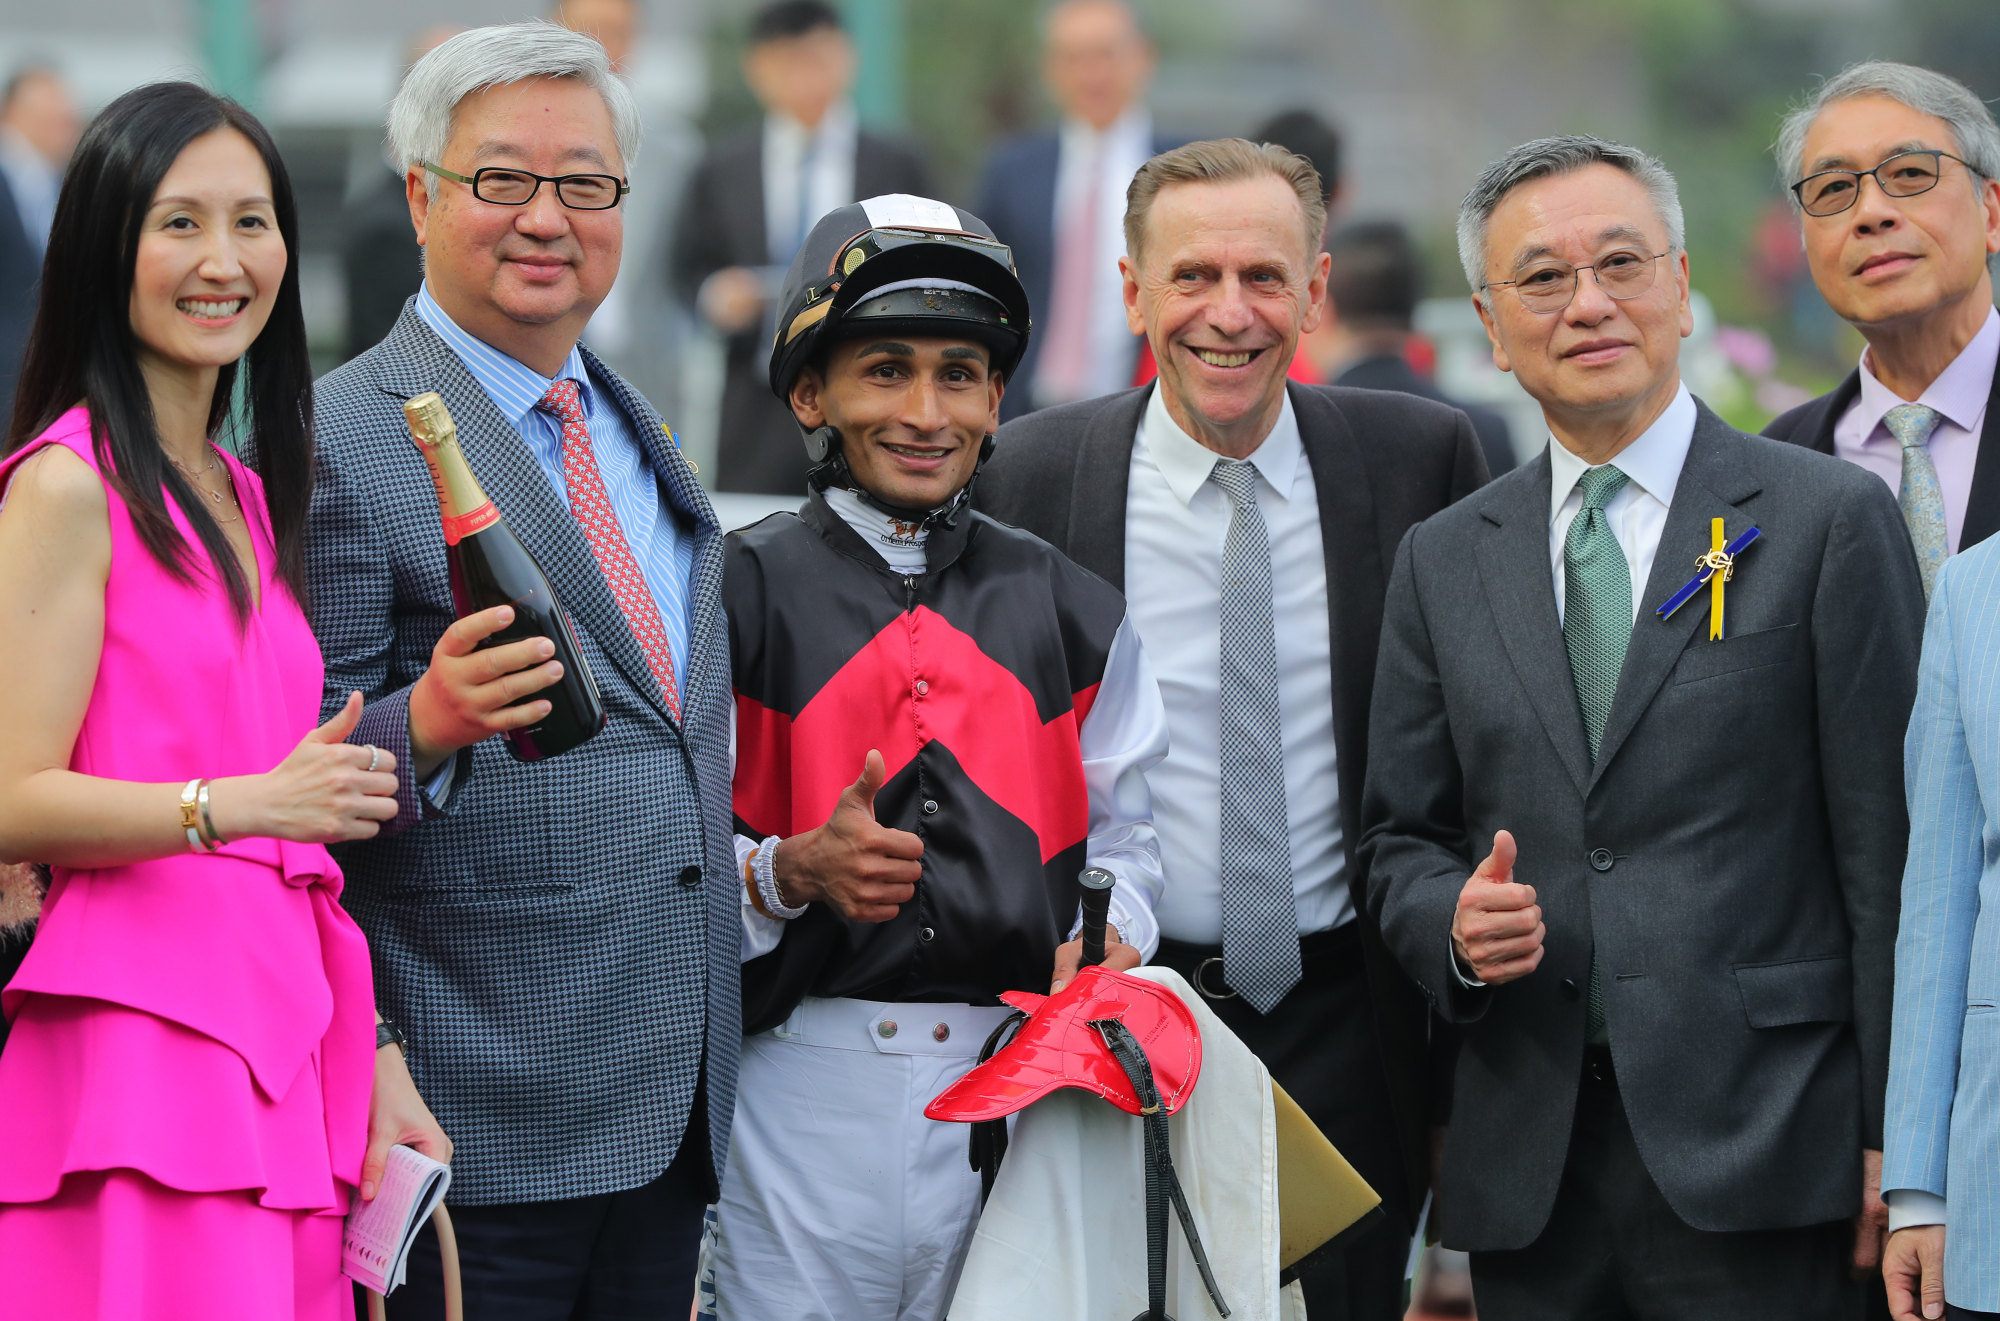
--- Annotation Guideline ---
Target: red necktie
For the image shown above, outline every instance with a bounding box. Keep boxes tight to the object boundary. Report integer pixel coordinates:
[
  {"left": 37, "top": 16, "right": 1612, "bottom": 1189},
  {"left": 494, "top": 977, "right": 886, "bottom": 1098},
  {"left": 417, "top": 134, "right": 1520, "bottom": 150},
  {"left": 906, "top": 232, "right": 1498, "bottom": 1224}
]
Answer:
[
  {"left": 1038, "top": 138, "right": 1104, "bottom": 405},
  {"left": 537, "top": 379, "right": 681, "bottom": 719}
]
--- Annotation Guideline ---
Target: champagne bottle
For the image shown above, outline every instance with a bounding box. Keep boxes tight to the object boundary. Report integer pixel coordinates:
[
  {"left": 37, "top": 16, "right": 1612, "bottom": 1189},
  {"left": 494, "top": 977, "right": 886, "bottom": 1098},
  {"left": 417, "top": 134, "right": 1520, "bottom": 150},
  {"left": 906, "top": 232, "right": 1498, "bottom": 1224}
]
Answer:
[{"left": 404, "top": 391, "right": 607, "bottom": 762}]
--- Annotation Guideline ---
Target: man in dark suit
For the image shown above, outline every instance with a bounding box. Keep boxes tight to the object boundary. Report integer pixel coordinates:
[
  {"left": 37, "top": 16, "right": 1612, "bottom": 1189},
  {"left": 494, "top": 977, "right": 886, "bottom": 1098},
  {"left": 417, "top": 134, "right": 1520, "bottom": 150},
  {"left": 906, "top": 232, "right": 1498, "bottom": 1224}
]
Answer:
[
  {"left": 1360, "top": 134, "right": 1921, "bottom": 1320},
  {"left": 1765, "top": 62, "right": 2000, "bottom": 604},
  {"left": 307, "top": 26, "right": 738, "bottom": 1318},
  {"left": 974, "top": 0, "right": 1178, "bottom": 419},
  {"left": 982, "top": 138, "right": 1488, "bottom": 1321},
  {"left": 1326, "top": 220, "right": 1518, "bottom": 476},
  {"left": 0, "top": 65, "right": 77, "bottom": 427},
  {"left": 670, "top": 0, "right": 931, "bottom": 494}
]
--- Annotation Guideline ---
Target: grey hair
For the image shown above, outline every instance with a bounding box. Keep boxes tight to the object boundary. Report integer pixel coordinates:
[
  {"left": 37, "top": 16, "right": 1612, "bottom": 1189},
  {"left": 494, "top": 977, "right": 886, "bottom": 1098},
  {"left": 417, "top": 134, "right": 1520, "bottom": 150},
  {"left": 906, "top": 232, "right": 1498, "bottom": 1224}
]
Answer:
[
  {"left": 387, "top": 20, "right": 640, "bottom": 199},
  {"left": 1455, "top": 134, "right": 1685, "bottom": 299},
  {"left": 1774, "top": 61, "right": 2000, "bottom": 198}
]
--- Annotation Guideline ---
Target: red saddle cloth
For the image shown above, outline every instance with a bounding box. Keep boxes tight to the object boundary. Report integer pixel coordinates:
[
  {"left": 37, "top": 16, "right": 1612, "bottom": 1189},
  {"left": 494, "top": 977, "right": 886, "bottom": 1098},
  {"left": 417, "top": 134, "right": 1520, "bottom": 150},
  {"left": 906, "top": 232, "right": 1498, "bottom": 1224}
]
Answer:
[{"left": 925, "top": 965, "right": 1202, "bottom": 1122}]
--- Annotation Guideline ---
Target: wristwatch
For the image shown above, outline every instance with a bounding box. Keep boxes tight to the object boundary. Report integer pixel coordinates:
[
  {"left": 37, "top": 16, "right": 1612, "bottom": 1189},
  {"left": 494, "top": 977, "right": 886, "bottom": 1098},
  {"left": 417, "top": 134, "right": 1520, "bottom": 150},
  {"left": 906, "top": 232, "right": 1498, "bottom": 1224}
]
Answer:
[{"left": 376, "top": 1017, "right": 410, "bottom": 1056}]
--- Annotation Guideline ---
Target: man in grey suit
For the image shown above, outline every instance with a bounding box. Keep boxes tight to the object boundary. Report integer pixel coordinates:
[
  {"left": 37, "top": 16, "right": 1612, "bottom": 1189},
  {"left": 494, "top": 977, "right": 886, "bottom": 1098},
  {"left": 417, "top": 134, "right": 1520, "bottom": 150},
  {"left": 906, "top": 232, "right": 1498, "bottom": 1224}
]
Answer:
[
  {"left": 981, "top": 138, "right": 1488, "bottom": 1321},
  {"left": 1359, "top": 135, "right": 1923, "bottom": 1319},
  {"left": 306, "top": 25, "right": 736, "bottom": 1318}
]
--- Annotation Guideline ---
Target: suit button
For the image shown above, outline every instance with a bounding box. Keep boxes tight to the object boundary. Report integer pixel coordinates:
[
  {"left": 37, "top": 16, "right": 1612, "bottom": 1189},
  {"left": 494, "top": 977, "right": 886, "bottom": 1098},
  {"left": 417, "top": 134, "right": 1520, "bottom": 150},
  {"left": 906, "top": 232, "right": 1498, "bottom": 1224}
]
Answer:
[
  {"left": 919, "top": 926, "right": 936, "bottom": 943},
  {"left": 922, "top": 799, "right": 939, "bottom": 815},
  {"left": 1589, "top": 848, "right": 1614, "bottom": 872},
  {"left": 1560, "top": 978, "right": 1580, "bottom": 1002},
  {"left": 678, "top": 864, "right": 703, "bottom": 887},
  {"left": 914, "top": 679, "right": 930, "bottom": 696}
]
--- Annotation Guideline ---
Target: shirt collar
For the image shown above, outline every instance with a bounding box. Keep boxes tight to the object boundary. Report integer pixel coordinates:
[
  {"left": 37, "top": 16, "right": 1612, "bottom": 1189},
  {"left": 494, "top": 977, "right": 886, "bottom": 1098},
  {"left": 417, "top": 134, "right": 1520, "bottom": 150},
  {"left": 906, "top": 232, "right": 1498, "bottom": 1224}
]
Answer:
[
  {"left": 767, "top": 100, "right": 857, "bottom": 153},
  {"left": 1060, "top": 106, "right": 1150, "bottom": 157},
  {"left": 1545, "top": 383, "right": 1696, "bottom": 525},
  {"left": 414, "top": 282, "right": 593, "bottom": 429},
  {"left": 1853, "top": 304, "right": 2000, "bottom": 437},
  {"left": 1140, "top": 383, "right": 1304, "bottom": 508}
]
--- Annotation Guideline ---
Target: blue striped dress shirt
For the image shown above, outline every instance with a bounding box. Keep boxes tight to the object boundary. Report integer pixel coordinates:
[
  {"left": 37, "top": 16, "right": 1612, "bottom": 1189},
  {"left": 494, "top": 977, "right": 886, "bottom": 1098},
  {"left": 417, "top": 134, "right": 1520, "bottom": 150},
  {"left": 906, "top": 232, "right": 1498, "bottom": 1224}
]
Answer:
[{"left": 415, "top": 284, "right": 695, "bottom": 678}]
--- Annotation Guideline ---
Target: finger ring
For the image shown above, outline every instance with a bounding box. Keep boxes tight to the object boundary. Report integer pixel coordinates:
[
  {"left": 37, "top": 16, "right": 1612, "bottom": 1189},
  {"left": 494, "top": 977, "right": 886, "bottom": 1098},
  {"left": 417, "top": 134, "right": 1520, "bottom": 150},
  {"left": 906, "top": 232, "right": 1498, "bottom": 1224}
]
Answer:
[{"left": 365, "top": 745, "right": 381, "bottom": 773}]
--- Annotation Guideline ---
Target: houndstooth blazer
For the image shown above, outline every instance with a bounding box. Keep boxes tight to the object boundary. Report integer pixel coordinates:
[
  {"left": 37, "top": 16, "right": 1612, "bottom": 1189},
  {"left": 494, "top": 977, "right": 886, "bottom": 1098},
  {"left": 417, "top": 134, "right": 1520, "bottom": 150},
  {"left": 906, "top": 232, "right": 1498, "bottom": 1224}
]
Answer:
[{"left": 305, "top": 302, "right": 738, "bottom": 1205}]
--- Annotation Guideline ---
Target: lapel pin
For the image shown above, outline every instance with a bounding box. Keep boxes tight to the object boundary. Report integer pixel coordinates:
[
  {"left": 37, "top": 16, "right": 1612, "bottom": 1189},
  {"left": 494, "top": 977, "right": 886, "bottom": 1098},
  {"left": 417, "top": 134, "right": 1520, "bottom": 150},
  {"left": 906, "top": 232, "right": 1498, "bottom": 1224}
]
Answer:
[{"left": 1655, "top": 518, "right": 1762, "bottom": 640}]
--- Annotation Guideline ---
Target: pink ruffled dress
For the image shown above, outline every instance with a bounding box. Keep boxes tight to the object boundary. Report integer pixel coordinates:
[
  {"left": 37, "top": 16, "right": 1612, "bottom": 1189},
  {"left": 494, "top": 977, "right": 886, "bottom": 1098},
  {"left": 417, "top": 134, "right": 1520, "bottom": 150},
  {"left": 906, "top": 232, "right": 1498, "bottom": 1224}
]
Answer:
[{"left": 0, "top": 407, "right": 375, "bottom": 1320}]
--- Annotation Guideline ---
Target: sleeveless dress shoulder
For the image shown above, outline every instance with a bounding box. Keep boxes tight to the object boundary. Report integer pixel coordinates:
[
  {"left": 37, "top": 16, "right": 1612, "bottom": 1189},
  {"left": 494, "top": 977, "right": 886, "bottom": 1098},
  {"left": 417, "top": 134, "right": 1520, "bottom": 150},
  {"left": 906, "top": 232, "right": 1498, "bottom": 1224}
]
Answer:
[{"left": 0, "top": 406, "right": 375, "bottom": 1320}]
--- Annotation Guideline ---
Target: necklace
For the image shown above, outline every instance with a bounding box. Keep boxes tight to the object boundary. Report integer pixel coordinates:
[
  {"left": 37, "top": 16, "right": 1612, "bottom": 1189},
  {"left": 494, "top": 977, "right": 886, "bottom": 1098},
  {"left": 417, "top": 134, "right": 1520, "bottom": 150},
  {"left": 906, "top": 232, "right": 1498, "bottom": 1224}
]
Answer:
[{"left": 168, "top": 449, "right": 242, "bottom": 524}]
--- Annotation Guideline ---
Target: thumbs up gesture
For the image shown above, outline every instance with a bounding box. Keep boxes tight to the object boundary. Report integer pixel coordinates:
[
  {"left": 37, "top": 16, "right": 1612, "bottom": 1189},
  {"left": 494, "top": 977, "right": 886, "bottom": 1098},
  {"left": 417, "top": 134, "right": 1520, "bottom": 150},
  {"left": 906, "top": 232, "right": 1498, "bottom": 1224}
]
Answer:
[
  {"left": 770, "top": 750, "right": 926, "bottom": 923},
  {"left": 1450, "top": 830, "right": 1544, "bottom": 985}
]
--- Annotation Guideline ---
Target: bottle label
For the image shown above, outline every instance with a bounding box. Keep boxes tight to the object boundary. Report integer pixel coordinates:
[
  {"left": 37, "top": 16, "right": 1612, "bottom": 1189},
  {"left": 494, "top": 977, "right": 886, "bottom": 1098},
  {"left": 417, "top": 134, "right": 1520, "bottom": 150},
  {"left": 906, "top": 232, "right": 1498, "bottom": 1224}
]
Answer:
[{"left": 441, "top": 501, "right": 501, "bottom": 545}]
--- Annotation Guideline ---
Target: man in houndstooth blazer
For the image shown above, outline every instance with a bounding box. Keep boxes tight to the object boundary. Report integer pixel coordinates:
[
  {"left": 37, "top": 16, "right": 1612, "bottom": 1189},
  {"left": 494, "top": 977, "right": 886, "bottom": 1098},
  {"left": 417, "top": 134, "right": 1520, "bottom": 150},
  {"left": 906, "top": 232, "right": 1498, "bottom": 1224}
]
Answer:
[{"left": 304, "top": 24, "right": 737, "bottom": 1318}]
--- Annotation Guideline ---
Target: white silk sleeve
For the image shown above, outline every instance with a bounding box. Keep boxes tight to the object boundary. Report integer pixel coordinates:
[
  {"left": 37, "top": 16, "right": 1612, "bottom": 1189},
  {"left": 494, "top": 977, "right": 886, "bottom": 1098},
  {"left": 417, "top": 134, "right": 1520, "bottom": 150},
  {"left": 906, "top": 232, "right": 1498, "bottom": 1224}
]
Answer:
[{"left": 1068, "top": 614, "right": 1170, "bottom": 961}]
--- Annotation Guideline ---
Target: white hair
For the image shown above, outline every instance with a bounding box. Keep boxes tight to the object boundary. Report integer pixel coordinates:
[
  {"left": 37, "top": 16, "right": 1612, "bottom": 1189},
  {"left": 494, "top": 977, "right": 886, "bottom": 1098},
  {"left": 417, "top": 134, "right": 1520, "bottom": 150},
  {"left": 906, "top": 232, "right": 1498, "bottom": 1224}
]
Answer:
[
  {"left": 1455, "top": 134, "right": 1685, "bottom": 301},
  {"left": 1774, "top": 60, "right": 2000, "bottom": 197},
  {"left": 386, "top": 20, "right": 640, "bottom": 199}
]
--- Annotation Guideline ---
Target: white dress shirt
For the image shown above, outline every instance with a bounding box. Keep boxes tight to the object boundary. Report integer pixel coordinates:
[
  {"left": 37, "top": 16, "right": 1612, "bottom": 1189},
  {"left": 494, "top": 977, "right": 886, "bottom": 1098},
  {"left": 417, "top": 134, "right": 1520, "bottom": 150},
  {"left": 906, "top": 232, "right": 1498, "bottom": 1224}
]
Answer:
[
  {"left": 1126, "top": 386, "right": 1348, "bottom": 944},
  {"left": 1036, "top": 108, "right": 1153, "bottom": 406},
  {"left": 1833, "top": 306, "right": 1998, "bottom": 556},
  {"left": 1451, "top": 385, "right": 1697, "bottom": 990},
  {"left": 1546, "top": 385, "right": 1698, "bottom": 625},
  {"left": 734, "top": 490, "right": 1171, "bottom": 966},
  {"left": 762, "top": 101, "right": 858, "bottom": 267}
]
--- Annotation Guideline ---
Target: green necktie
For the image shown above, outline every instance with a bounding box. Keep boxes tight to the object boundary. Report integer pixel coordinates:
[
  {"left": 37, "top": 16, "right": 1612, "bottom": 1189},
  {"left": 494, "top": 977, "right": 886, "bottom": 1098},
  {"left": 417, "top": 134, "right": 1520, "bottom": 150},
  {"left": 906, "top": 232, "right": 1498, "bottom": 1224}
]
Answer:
[{"left": 1564, "top": 463, "right": 1631, "bottom": 1044}]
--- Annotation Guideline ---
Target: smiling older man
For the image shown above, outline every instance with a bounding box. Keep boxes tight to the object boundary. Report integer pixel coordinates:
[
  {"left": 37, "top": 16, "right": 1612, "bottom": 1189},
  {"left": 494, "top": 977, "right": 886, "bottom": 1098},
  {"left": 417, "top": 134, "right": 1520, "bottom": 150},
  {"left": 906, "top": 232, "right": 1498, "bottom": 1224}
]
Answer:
[
  {"left": 1357, "top": 134, "right": 1922, "bottom": 1321},
  {"left": 981, "top": 138, "right": 1486, "bottom": 1321},
  {"left": 305, "top": 22, "right": 737, "bottom": 1319}
]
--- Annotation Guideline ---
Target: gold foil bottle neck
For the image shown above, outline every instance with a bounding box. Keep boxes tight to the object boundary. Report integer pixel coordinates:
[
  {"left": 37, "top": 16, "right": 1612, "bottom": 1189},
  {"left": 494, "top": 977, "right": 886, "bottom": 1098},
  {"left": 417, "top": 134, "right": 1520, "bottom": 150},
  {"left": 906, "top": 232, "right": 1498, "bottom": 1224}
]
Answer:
[{"left": 404, "top": 392, "right": 456, "bottom": 451}]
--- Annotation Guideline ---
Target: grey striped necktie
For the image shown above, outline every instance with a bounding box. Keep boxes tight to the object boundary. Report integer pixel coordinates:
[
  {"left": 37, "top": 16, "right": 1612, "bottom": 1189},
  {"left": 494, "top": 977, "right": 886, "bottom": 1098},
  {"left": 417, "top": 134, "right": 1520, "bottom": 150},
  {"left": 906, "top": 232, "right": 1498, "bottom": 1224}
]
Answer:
[
  {"left": 1884, "top": 403, "right": 1949, "bottom": 601},
  {"left": 1564, "top": 463, "right": 1631, "bottom": 1045},
  {"left": 1210, "top": 458, "right": 1301, "bottom": 1015}
]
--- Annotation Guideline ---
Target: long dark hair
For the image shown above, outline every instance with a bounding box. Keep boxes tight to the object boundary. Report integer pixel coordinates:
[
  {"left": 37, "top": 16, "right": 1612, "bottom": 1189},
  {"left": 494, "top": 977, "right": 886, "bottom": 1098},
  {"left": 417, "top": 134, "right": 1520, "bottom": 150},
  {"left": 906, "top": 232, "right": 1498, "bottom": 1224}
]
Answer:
[{"left": 3, "top": 81, "right": 313, "bottom": 619}]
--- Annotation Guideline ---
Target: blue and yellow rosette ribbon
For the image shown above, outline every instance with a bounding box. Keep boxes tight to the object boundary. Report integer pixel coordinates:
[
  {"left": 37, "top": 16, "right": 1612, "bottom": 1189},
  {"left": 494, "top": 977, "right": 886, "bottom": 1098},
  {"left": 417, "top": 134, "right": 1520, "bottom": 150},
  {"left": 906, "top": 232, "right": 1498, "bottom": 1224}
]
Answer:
[{"left": 1654, "top": 518, "right": 1762, "bottom": 640}]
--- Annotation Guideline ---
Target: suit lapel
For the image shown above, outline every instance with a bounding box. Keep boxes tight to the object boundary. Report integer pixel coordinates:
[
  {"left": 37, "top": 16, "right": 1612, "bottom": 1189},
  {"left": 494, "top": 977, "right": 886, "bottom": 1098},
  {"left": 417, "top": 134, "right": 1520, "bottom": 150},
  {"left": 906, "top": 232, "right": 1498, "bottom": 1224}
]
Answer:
[
  {"left": 1801, "top": 370, "right": 1858, "bottom": 457},
  {"left": 1589, "top": 406, "right": 1763, "bottom": 783},
  {"left": 1475, "top": 452, "right": 1592, "bottom": 794},
  {"left": 1063, "top": 387, "right": 1147, "bottom": 590},
  {"left": 1291, "top": 384, "right": 1385, "bottom": 798},
  {"left": 372, "top": 311, "right": 683, "bottom": 727},
  {"left": 1959, "top": 356, "right": 2000, "bottom": 550}
]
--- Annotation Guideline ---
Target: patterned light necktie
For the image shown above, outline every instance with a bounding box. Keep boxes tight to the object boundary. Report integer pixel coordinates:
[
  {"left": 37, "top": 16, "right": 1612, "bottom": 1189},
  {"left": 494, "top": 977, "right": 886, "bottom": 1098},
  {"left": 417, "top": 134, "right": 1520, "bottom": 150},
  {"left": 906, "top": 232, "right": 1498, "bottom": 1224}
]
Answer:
[
  {"left": 1884, "top": 403, "right": 1949, "bottom": 601},
  {"left": 537, "top": 380, "right": 681, "bottom": 718},
  {"left": 1036, "top": 137, "right": 1104, "bottom": 405},
  {"left": 1563, "top": 463, "right": 1631, "bottom": 1044},
  {"left": 1209, "top": 458, "right": 1302, "bottom": 1015}
]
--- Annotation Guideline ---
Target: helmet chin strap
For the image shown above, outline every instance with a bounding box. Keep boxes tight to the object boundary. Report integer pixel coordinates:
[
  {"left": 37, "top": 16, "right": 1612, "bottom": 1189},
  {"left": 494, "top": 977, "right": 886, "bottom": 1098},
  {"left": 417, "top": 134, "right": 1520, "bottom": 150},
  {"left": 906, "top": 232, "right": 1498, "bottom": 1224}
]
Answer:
[{"left": 801, "top": 425, "right": 997, "bottom": 531}]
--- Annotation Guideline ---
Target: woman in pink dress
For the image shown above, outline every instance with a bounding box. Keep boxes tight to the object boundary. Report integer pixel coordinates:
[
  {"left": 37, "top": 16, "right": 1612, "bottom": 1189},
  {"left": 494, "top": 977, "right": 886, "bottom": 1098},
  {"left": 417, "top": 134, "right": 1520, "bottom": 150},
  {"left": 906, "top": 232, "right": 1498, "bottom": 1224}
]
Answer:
[{"left": 0, "top": 82, "right": 450, "bottom": 1318}]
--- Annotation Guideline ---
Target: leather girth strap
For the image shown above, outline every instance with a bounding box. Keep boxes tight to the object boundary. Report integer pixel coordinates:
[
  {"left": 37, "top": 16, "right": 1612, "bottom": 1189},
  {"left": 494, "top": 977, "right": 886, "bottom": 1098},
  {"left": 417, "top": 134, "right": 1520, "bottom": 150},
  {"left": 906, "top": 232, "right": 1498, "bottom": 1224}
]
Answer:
[
  {"left": 1091, "top": 1017, "right": 1231, "bottom": 1321},
  {"left": 968, "top": 1010, "right": 1028, "bottom": 1203}
]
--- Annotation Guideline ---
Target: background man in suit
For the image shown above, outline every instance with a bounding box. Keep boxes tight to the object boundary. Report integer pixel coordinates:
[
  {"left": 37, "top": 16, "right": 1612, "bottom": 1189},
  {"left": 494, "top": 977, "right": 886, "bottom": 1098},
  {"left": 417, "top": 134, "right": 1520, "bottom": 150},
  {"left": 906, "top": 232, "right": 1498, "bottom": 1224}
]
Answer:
[
  {"left": 975, "top": 0, "right": 1176, "bottom": 419},
  {"left": 981, "top": 138, "right": 1489, "bottom": 1321},
  {"left": 1765, "top": 62, "right": 2000, "bottom": 598},
  {"left": 1883, "top": 537, "right": 2000, "bottom": 1321},
  {"left": 1360, "top": 134, "right": 1922, "bottom": 1320},
  {"left": 1323, "top": 219, "right": 1518, "bottom": 475},
  {"left": 671, "top": 0, "right": 932, "bottom": 494},
  {"left": 0, "top": 65, "right": 77, "bottom": 424},
  {"left": 306, "top": 24, "right": 737, "bottom": 1318}
]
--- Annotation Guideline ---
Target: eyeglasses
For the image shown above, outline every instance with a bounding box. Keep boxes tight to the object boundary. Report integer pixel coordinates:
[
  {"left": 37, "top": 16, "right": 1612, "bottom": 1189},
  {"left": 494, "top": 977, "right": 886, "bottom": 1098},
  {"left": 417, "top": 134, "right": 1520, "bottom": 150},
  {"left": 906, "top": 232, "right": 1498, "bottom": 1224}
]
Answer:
[
  {"left": 1484, "top": 248, "right": 1672, "bottom": 314},
  {"left": 419, "top": 161, "right": 628, "bottom": 211},
  {"left": 1790, "top": 149, "right": 1976, "bottom": 218}
]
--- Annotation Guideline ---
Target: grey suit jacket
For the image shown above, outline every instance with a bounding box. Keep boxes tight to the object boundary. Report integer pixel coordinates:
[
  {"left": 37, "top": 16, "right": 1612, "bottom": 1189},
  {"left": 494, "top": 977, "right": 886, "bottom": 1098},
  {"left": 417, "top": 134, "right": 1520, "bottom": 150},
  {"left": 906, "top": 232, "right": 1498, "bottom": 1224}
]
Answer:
[
  {"left": 1359, "top": 403, "right": 1922, "bottom": 1250},
  {"left": 978, "top": 380, "right": 1489, "bottom": 1226},
  {"left": 305, "top": 304, "right": 739, "bottom": 1205}
]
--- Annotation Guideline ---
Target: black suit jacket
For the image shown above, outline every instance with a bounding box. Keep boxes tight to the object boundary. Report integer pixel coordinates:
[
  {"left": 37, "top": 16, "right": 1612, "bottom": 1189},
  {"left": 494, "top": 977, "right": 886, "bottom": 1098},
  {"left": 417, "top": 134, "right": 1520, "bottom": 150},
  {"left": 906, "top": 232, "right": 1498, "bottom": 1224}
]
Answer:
[
  {"left": 0, "top": 169, "right": 40, "bottom": 429},
  {"left": 1361, "top": 405, "right": 1921, "bottom": 1250},
  {"left": 1336, "top": 352, "right": 1517, "bottom": 477},
  {"left": 340, "top": 173, "right": 424, "bottom": 364},
  {"left": 977, "top": 381, "right": 1490, "bottom": 1226},
  {"left": 973, "top": 128, "right": 1182, "bottom": 421},
  {"left": 670, "top": 123, "right": 932, "bottom": 494},
  {"left": 1763, "top": 356, "right": 2000, "bottom": 551}
]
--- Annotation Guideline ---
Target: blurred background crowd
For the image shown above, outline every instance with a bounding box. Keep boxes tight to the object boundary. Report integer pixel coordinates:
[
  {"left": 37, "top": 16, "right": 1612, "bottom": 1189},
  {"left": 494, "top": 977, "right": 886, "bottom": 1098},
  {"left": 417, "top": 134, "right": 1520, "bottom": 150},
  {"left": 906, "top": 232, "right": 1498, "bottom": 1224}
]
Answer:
[
  {"left": 6, "top": 0, "right": 1999, "bottom": 512},
  {"left": 3, "top": 0, "right": 1999, "bottom": 1312}
]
